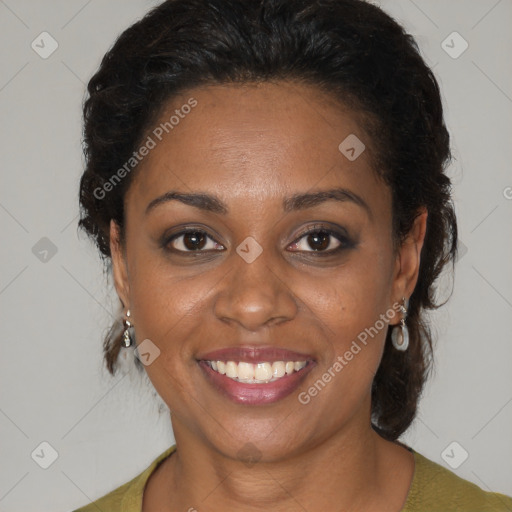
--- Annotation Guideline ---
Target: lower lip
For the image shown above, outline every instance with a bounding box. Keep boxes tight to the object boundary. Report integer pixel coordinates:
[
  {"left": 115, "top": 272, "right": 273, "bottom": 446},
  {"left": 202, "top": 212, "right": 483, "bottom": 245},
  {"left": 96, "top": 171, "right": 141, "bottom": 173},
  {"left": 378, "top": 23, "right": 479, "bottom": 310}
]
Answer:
[{"left": 198, "top": 361, "right": 315, "bottom": 405}]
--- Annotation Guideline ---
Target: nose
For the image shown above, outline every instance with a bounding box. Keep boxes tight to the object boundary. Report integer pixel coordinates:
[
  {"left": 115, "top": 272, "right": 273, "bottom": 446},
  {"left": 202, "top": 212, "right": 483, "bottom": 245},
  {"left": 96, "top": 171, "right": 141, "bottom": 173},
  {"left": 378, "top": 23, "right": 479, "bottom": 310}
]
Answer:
[{"left": 213, "top": 245, "right": 298, "bottom": 331}]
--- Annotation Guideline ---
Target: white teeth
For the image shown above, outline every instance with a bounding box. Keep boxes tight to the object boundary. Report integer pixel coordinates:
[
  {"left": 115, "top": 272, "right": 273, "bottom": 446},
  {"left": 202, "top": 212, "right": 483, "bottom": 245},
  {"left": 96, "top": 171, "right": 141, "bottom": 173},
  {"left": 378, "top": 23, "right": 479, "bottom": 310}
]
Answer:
[
  {"left": 254, "top": 362, "right": 273, "bottom": 381},
  {"left": 207, "top": 360, "right": 307, "bottom": 383},
  {"left": 225, "top": 361, "right": 238, "bottom": 378},
  {"left": 238, "top": 362, "right": 254, "bottom": 381},
  {"left": 272, "top": 361, "right": 286, "bottom": 378}
]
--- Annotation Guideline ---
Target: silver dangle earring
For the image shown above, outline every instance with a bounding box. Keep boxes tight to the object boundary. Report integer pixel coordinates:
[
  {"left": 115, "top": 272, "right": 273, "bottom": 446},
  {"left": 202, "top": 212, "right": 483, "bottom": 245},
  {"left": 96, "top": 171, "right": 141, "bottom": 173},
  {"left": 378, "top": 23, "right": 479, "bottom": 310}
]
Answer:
[
  {"left": 391, "top": 297, "right": 409, "bottom": 351},
  {"left": 122, "top": 309, "right": 134, "bottom": 348}
]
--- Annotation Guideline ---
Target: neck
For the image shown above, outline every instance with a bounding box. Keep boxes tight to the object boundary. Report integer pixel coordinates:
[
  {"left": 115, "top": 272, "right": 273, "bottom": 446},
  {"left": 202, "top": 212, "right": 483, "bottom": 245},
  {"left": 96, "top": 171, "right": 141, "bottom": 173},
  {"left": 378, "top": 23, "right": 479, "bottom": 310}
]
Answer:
[{"left": 155, "top": 412, "right": 412, "bottom": 512}]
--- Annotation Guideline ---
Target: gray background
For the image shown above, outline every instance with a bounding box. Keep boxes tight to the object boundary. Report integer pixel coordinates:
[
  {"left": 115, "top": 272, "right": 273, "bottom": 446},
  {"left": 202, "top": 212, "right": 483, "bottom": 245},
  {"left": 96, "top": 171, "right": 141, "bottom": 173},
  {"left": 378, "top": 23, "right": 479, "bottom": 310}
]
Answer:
[{"left": 0, "top": 0, "right": 511, "bottom": 510}]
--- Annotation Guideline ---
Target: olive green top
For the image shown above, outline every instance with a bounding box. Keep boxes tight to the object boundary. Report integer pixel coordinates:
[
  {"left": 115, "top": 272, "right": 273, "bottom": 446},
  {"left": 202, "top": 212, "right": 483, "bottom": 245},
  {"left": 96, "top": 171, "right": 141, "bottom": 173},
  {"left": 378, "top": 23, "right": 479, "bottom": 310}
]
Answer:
[{"left": 73, "top": 444, "right": 512, "bottom": 511}]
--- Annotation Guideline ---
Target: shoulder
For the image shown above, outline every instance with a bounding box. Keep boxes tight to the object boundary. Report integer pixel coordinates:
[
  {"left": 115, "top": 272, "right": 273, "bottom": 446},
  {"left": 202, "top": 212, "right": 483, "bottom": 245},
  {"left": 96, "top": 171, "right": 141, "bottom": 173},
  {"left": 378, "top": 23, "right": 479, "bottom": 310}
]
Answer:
[
  {"left": 71, "top": 445, "right": 177, "bottom": 512},
  {"left": 72, "top": 480, "right": 129, "bottom": 511},
  {"left": 403, "top": 450, "right": 512, "bottom": 511}
]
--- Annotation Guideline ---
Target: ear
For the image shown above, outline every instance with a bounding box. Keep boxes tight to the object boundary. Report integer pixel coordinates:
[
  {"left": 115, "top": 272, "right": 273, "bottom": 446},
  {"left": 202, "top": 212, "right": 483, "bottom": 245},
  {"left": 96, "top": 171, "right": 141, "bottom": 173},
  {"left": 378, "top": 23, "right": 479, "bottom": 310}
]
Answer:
[
  {"left": 391, "top": 208, "right": 428, "bottom": 305},
  {"left": 110, "top": 219, "right": 130, "bottom": 309}
]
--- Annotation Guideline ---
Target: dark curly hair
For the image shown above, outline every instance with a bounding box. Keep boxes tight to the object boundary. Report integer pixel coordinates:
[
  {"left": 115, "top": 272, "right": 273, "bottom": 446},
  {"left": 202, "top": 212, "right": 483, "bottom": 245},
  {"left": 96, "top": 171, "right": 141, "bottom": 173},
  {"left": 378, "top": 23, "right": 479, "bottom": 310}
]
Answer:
[{"left": 78, "top": 0, "right": 458, "bottom": 441}]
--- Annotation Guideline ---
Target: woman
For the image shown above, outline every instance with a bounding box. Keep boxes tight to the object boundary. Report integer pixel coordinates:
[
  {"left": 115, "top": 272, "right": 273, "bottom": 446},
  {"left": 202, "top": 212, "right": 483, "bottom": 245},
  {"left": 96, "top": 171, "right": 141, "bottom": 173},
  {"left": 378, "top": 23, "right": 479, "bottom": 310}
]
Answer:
[{"left": 73, "top": 0, "right": 512, "bottom": 510}]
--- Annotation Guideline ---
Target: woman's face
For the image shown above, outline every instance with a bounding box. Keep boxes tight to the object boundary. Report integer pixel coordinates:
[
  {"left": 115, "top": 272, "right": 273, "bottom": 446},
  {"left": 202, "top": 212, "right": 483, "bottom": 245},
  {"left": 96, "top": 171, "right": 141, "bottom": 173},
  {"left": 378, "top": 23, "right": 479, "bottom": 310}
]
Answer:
[{"left": 111, "top": 81, "right": 425, "bottom": 461}]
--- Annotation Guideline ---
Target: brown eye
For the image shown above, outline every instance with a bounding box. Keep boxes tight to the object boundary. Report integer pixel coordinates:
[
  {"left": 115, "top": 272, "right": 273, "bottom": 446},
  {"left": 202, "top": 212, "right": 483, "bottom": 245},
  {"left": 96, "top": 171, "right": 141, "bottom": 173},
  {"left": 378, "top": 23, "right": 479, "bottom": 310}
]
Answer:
[
  {"left": 288, "top": 224, "right": 355, "bottom": 255},
  {"left": 289, "top": 229, "right": 343, "bottom": 253},
  {"left": 183, "top": 231, "right": 207, "bottom": 250},
  {"left": 305, "top": 231, "right": 332, "bottom": 251},
  {"left": 167, "top": 230, "right": 224, "bottom": 252}
]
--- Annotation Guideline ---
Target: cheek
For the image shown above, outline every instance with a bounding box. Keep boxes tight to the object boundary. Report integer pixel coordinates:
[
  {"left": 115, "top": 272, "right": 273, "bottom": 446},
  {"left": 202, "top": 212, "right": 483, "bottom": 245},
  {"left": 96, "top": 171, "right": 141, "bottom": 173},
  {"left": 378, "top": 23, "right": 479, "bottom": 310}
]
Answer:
[
  {"left": 124, "top": 241, "right": 196, "bottom": 344},
  {"left": 129, "top": 265, "right": 213, "bottom": 354},
  {"left": 127, "top": 265, "right": 214, "bottom": 408},
  {"left": 294, "top": 270, "right": 393, "bottom": 423},
  {"left": 302, "top": 239, "right": 394, "bottom": 387},
  {"left": 308, "top": 243, "right": 394, "bottom": 338}
]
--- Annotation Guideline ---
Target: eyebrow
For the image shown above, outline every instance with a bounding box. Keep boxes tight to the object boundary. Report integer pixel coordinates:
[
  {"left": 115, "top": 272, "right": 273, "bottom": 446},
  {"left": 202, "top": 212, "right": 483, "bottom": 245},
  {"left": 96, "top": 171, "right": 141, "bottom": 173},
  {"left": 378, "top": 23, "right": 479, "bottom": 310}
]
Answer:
[
  {"left": 283, "top": 188, "right": 371, "bottom": 218},
  {"left": 145, "top": 191, "right": 228, "bottom": 215},
  {"left": 145, "top": 187, "right": 372, "bottom": 218}
]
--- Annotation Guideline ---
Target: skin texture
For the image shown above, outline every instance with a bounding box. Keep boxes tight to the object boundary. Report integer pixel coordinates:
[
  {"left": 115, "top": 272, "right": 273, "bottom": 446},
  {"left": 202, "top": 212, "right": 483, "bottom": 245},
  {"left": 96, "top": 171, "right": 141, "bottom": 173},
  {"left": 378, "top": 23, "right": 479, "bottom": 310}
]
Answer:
[{"left": 110, "top": 81, "right": 427, "bottom": 511}]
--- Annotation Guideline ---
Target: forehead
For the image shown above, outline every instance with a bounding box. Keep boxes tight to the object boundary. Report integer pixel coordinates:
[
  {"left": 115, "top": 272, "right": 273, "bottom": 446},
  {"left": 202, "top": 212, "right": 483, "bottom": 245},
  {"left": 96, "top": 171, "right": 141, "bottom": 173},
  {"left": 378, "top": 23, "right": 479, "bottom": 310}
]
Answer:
[{"left": 127, "top": 81, "right": 387, "bottom": 214}]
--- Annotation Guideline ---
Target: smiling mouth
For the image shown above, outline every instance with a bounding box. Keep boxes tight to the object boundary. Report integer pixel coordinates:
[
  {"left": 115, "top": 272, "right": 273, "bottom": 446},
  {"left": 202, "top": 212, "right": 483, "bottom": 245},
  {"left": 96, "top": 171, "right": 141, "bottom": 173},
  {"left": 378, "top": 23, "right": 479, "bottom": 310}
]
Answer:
[
  {"left": 197, "top": 346, "right": 316, "bottom": 403},
  {"left": 204, "top": 360, "right": 308, "bottom": 384}
]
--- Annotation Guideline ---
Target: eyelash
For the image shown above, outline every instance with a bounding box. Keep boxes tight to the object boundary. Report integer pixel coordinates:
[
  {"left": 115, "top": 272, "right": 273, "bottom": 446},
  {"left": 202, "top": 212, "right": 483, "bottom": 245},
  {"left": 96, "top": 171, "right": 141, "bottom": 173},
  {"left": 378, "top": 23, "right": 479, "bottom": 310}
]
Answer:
[
  {"left": 162, "top": 224, "right": 353, "bottom": 256},
  {"left": 291, "top": 224, "right": 352, "bottom": 255}
]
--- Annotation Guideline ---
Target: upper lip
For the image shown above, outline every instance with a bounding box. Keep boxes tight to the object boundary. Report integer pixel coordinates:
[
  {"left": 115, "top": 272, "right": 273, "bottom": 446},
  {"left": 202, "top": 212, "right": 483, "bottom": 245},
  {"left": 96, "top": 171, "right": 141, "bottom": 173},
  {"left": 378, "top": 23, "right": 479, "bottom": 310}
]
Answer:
[{"left": 197, "top": 346, "right": 315, "bottom": 363}]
